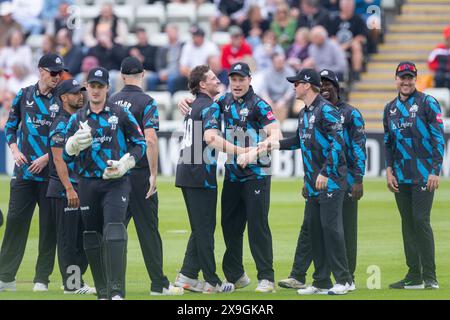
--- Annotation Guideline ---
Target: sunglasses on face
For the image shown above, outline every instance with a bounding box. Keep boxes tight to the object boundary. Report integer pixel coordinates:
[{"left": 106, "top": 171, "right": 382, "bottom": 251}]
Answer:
[
  {"left": 42, "top": 68, "right": 62, "bottom": 77},
  {"left": 294, "top": 81, "right": 306, "bottom": 87},
  {"left": 397, "top": 64, "right": 416, "bottom": 73}
]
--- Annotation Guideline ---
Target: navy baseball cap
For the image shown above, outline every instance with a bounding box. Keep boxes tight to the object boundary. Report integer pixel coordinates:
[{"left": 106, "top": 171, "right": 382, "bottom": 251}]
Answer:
[
  {"left": 38, "top": 53, "right": 67, "bottom": 72},
  {"left": 57, "top": 79, "right": 86, "bottom": 97},
  {"left": 120, "top": 56, "right": 144, "bottom": 75},
  {"left": 396, "top": 61, "right": 417, "bottom": 77},
  {"left": 87, "top": 67, "right": 109, "bottom": 85},
  {"left": 229, "top": 62, "right": 251, "bottom": 77},
  {"left": 319, "top": 69, "right": 339, "bottom": 89},
  {"left": 287, "top": 68, "right": 321, "bottom": 87},
  {"left": 190, "top": 25, "right": 205, "bottom": 37}
]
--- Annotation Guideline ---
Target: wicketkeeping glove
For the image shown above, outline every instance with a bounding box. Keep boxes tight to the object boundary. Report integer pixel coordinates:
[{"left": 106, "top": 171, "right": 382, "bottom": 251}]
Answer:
[
  {"left": 65, "top": 121, "right": 93, "bottom": 156},
  {"left": 102, "top": 153, "right": 136, "bottom": 180}
]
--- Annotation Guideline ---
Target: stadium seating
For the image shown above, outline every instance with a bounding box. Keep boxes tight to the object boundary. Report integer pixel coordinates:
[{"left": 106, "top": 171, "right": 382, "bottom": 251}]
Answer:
[
  {"left": 166, "top": 3, "right": 197, "bottom": 36},
  {"left": 135, "top": 4, "right": 166, "bottom": 35}
]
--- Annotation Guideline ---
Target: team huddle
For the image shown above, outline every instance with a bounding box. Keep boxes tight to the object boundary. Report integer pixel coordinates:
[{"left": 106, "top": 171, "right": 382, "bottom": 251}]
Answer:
[{"left": 0, "top": 52, "right": 445, "bottom": 298}]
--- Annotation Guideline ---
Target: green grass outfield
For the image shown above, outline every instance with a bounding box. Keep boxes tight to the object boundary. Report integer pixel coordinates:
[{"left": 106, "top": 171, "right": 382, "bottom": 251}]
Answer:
[{"left": 0, "top": 175, "right": 450, "bottom": 300}]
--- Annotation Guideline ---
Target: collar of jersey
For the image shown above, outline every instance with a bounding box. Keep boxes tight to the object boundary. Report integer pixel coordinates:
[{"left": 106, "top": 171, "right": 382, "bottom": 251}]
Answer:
[
  {"left": 85, "top": 102, "right": 112, "bottom": 116},
  {"left": 397, "top": 89, "right": 418, "bottom": 104},
  {"left": 34, "top": 82, "right": 54, "bottom": 99},
  {"left": 305, "top": 94, "right": 322, "bottom": 111},
  {"left": 122, "top": 85, "right": 142, "bottom": 92}
]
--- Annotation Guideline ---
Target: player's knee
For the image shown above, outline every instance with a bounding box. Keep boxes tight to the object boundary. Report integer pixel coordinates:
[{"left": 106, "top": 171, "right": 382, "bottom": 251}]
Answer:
[{"left": 103, "top": 223, "right": 128, "bottom": 242}]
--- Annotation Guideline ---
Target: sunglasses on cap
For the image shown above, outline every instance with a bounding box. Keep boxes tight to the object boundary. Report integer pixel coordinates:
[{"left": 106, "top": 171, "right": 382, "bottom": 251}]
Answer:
[
  {"left": 397, "top": 63, "right": 416, "bottom": 73},
  {"left": 42, "top": 68, "right": 63, "bottom": 77}
]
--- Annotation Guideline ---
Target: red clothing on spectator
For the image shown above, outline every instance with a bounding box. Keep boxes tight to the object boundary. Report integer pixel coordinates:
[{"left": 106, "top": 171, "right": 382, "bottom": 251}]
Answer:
[
  {"left": 221, "top": 41, "right": 253, "bottom": 70},
  {"left": 428, "top": 43, "right": 450, "bottom": 72}
]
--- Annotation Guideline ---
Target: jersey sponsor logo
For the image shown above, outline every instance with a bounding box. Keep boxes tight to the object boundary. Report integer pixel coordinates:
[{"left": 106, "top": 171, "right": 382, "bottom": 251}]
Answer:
[
  {"left": 224, "top": 105, "right": 231, "bottom": 112},
  {"left": 309, "top": 115, "right": 315, "bottom": 124},
  {"left": 327, "top": 193, "right": 333, "bottom": 198},
  {"left": 437, "top": 113, "right": 443, "bottom": 123},
  {"left": 389, "top": 108, "right": 397, "bottom": 115},
  {"left": 121, "top": 196, "right": 127, "bottom": 202},
  {"left": 300, "top": 133, "right": 312, "bottom": 140},
  {"left": 27, "top": 116, "right": 52, "bottom": 127},
  {"left": 254, "top": 189, "right": 260, "bottom": 195},
  {"left": 266, "top": 111, "right": 275, "bottom": 121},
  {"left": 420, "top": 186, "right": 427, "bottom": 192},
  {"left": 92, "top": 136, "right": 113, "bottom": 144},
  {"left": 64, "top": 207, "right": 79, "bottom": 213},
  {"left": 26, "top": 100, "right": 34, "bottom": 107},
  {"left": 80, "top": 206, "right": 90, "bottom": 211}
]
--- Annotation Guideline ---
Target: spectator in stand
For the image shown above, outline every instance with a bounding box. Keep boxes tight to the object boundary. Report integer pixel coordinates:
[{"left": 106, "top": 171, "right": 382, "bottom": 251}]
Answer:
[
  {"left": 211, "top": 0, "right": 251, "bottom": 32},
  {"left": 286, "top": 27, "right": 310, "bottom": 72},
  {"left": 84, "top": 2, "right": 129, "bottom": 47},
  {"left": 240, "top": 4, "right": 271, "bottom": 49},
  {"left": 0, "top": 2, "right": 22, "bottom": 49},
  {"left": 221, "top": 26, "right": 253, "bottom": 71},
  {"left": 327, "top": 0, "right": 367, "bottom": 79},
  {"left": 56, "top": 28, "right": 84, "bottom": 77},
  {"left": 208, "top": 55, "right": 228, "bottom": 93},
  {"left": 259, "top": 53, "right": 295, "bottom": 123},
  {"left": 86, "top": 29, "right": 128, "bottom": 72},
  {"left": 179, "top": 25, "right": 219, "bottom": 80},
  {"left": 86, "top": 28, "right": 127, "bottom": 92},
  {"left": 270, "top": 2, "right": 297, "bottom": 51},
  {"left": 5, "top": 62, "right": 39, "bottom": 94},
  {"left": 147, "top": 24, "right": 185, "bottom": 95},
  {"left": 355, "top": 0, "right": 381, "bottom": 53},
  {"left": 428, "top": 26, "right": 450, "bottom": 90},
  {"left": 74, "top": 55, "right": 99, "bottom": 86},
  {"left": 321, "top": 0, "right": 340, "bottom": 12},
  {"left": 0, "top": 90, "right": 15, "bottom": 131},
  {"left": 41, "top": 0, "right": 74, "bottom": 22},
  {"left": 303, "top": 25, "right": 348, "bottom": 78},
  {"left": 11, "top": 0, "right": 44, "bottom": 35},
  {"left": 128, "top": 27, "right": 158, "bottom": 74},
  {"left": 253, "top": 30, "right": 285, "bottom": 73},
  {"left": 297, "top": 0, "right": 331, "bottom": 29},
  {"left": 0, "top": 30, "right": 33, "bottom": 79},
  {"left": 46, "top": 2, "right": 83, "bottom": 45}
]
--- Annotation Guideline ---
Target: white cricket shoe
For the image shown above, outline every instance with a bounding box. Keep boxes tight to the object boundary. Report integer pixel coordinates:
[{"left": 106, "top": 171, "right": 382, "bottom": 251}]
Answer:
[
  {"left": 233, "top": 273, "right": 251, "bottom": 289},
  {"left": 151, "top": 284, "right": 184, "bottom": 296},
  {"left": 348, "top": 282, "right": 356, "bottom": 292},
  {"left": 64, "top": 284, "right": 96, "bottom": 295},
  {"left": 203, "top": 282, "right": 235, "bottom": 294},
  {"left": 255, "top": 279, "right": 275, "bottom": 293},
  {"left": 328, "top": 283, "right": 350, "bottom": 295},
  {"left": 297, "top": 285, "right": 329, "bottom": 295},
  {"left": 0, "top": 280, "right": 16, "bottom": 292},
  {"left": 174, "top": 273, "right": 204, "bottom": 292},
  {"left": 33, "top": 282, "right": 48, "bottom": 292},
  {"left": 278, "top": 278, "right": 307, "bottom": 289},
  {"left": 111, "top": 295, "right": 123, "bottom": 300}
]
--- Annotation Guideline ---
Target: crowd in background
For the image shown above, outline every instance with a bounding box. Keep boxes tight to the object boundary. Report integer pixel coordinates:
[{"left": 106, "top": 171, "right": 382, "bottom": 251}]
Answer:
[{"left": 0, "top": 0, "right": 384, "bottom": 125}]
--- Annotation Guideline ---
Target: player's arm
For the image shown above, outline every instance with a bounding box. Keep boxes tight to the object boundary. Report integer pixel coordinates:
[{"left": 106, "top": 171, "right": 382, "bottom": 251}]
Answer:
[
  {"left": 203, "top": 102, "right": 245, "bottom": 155},
  {"left": 143, "top": 99, "right": 160, "bottom": 198},
  {"left": 383, "top": 105, "right": 398, "bottom": 193},
  {"left": 5, "top": 89, "right": 28, "bottom": 166},
  {"left": 349, "top": 108, "right": 367, "bottom": 199},
  {"left": 123, "top": 108, "right": 147, "bottom": 163},
  {"left": 318, "top": 105, "right": 344, "bottom": 190},
  {"left": 425, "top": 96, "right": 445, "bottom": 192}
]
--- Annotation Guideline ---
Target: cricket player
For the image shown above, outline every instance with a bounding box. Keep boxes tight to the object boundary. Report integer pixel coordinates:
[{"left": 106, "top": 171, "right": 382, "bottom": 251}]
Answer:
[
  {"left": 259, "top": 68, "right": 352, "bottom": 295},
  {"left": 0, "top": 53, "right": 66, "bottom": 292},
  {"left": 384, "top": 62, "right": 444, "bottom": 290},
  {"left": 109, "top": 57, "right": 183, "bottom": 296},
  {"left": 64, "top": 67, "right": 146, "bottom": 300},
  {"left": 47, "top": 79, "right": 95, "bottom": 294}
]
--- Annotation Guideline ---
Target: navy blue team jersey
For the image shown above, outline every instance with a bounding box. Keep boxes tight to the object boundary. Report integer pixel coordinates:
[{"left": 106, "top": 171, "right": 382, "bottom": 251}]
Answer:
[
  {"left": 5, "top": 83, "right": 60, "bottom": 181},
  {"left": 175, "top": 93, "right": 221, "bottom": 189},
  {"left": 109, "top": 85, "right": 159, "bottom": 170},
  {"left": 383, "top": 90, "right": 445, "bottom": 184},
  {"left": 216, "top": 86, "right": 276, "bottom": 182},
  {"left": 337, "top": 101, "right": 366, "bottom": 189},
  {"left": 47, "top": 108, "right": 78, "bottom": 198},
  {"left": 63, "top": 103, "right": 146, "bottom": 178},
  {"left": 280, "top": 94, "right": 347, "bottom": 197}
]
